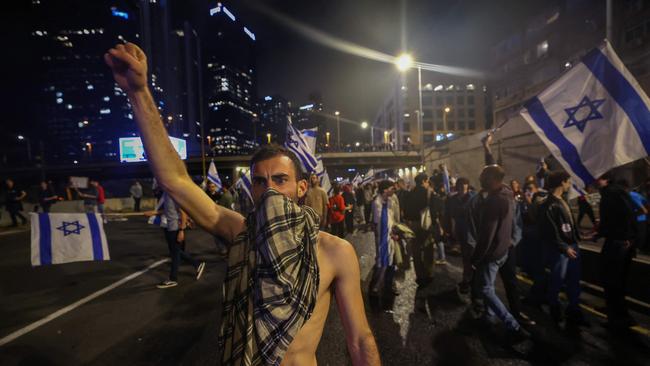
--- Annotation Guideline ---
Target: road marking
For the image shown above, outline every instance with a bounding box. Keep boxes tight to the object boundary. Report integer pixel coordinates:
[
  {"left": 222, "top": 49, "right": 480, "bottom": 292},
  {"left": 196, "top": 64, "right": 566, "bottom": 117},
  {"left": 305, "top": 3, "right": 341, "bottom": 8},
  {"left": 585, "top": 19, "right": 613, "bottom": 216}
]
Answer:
[{"left": 0, "top": 259, "right": 169, "bottom": 347}]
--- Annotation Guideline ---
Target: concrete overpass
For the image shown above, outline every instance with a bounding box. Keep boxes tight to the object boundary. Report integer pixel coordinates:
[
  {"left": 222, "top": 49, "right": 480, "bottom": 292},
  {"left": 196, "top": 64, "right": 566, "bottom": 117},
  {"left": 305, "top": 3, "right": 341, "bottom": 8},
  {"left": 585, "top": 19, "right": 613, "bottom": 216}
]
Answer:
[{"left": 1, "top": 150, "right": 423, "bottom": 182}]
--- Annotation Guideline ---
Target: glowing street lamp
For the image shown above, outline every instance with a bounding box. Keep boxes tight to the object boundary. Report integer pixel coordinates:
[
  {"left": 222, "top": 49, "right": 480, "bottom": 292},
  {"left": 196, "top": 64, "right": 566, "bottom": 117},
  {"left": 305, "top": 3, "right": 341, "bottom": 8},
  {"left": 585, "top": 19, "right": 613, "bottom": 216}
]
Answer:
[
  {"left": 325, "top": 131, "right": 330, "bottom": 146},
  {"left": 361, "top": 121, "right": 368, "bottom": 129},
  {"left": 443, "top": 106, "right": 452, "bottom": 131},
  {"left": 266, "top": 133, "right": 272, "bottom": 144},
  {"left": 334, "top": 111, "right": 341, "bottom": 147},
  {"left": 395, "top": 53, "right": 413, "bottom": 72}
]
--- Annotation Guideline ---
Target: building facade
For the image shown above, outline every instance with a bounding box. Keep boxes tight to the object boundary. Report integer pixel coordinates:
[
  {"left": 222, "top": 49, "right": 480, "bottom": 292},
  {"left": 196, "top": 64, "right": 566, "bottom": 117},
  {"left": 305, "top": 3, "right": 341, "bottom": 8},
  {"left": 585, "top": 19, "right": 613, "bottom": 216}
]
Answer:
[
  {"left": 374, "top": 73, "right": 487, "bottom": 149},
  {"left": 490, "top": 0, "right": 650, "bottom": 124}
]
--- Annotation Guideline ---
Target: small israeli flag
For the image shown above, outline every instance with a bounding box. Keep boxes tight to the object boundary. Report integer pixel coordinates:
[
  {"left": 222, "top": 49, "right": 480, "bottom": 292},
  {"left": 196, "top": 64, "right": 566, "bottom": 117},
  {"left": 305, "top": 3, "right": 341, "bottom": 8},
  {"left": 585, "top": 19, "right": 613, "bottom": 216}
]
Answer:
[
  {"left": 235, "top": 170, "right": 253, "bottom": 202},
  {"left": 285, "top": 122, "right": 319, "bottom": 174},
  {"left": 31, "top": 213, "right": 110, "bottom": 266},
  {"left": 207, "top": 160, "right": 223, "bottom": 191},
  {"left": 361, "top": 168, "right": 375, "bottom": 185},
  {"left": 352, "top": 173, "right": 362, "bottom": 186},
  {"left": 521, "top": 40, "right": 650, "bottom": 188}
]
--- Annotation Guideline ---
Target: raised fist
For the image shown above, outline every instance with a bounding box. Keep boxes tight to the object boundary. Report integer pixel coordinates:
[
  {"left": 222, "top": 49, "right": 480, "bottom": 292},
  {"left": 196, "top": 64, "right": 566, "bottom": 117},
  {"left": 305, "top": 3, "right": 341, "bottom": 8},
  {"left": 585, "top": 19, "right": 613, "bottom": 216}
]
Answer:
[{"left": 104, "top": 43, "right": 147, "bottom": 94}]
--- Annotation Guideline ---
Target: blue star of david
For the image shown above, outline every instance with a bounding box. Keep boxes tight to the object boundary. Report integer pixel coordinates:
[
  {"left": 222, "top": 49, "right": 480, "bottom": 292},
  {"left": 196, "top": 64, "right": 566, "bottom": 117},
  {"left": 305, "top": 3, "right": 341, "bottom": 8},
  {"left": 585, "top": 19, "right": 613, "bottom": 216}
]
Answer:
[
  {"left": 57, "top": 221, "right": 85, "bottom": 236},
  {"left": 563, "top": 96, "right": 606, "bottom": 133}
]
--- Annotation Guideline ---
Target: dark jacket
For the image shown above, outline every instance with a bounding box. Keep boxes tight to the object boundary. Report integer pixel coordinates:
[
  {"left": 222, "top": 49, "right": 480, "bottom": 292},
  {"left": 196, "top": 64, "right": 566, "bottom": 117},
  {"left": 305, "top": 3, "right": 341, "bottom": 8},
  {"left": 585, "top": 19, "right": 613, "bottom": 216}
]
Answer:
[
  {"left": 599, "top": 184, "right": 637, "bottom": 241},
  {"left": 446, "top": 191, "right": 476, "bottom": 242},
  {"left": 471, "top": 185, "right": 515, "bottom": 266},
  {"left": 539, "top": 194, "right": 580, "bottom": 253},
  {"left": 403, "top": 186, "right": 430, "bottom": 221}
]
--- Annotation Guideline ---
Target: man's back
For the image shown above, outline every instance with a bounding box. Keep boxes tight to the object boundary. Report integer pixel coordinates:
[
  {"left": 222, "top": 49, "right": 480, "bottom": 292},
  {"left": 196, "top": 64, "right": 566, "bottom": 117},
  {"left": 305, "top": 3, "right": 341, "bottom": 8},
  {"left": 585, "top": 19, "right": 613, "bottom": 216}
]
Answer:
[{"left": 304, "top": 186, "right": 328, "bottom": 224}]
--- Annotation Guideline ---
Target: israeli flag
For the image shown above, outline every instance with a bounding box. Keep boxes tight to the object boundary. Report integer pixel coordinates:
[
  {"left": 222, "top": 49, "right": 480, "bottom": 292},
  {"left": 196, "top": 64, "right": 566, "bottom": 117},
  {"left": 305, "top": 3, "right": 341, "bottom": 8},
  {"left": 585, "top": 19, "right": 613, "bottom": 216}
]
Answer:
[
  {"left": 207, "top": 160, "right": 223, "bottom": 191},
  {"left": 352, "top": 173, "right": 362, "bottom": 186},
  {"left": 31, "top": 213, "right": 109, "bottom": 266},
  {"left": 235, "top": 170, "right": 253, "bottom": 202},
  {"left": 521, "top": 40, "right": 650, "bottom": 188},
  {"left": 361, "top": 168, "right": 375, "bottom": 184},
  {"left": 286, "top": 122, "right": 319, "bottom": 174}
]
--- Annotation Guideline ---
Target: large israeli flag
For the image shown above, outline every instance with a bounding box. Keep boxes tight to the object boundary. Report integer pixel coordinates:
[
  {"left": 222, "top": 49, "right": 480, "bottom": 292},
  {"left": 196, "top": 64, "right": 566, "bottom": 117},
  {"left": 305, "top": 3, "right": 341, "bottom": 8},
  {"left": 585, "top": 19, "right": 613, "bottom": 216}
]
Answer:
[
  {"left": 31, "top": 213, "right": 110, "bottom": 266},
  {"left": 207, "top": 160, "right": 223, "bottom": 191},
  {"left": 521, "top": 40, "right": 650, "bottom": 188},
  {"left": 442, "top": 165, "right": 451, "bottom": 193},
  {"left": 361, "top": 168, "right": 375, "bottom": 184}
]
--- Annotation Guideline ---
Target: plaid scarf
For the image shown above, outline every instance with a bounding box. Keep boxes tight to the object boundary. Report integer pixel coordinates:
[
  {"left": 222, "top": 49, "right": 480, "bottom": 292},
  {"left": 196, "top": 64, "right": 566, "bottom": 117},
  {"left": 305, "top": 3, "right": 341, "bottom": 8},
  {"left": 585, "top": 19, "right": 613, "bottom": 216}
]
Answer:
[{"left": 219, "top": 189, "right": 320, "bottom": 366}]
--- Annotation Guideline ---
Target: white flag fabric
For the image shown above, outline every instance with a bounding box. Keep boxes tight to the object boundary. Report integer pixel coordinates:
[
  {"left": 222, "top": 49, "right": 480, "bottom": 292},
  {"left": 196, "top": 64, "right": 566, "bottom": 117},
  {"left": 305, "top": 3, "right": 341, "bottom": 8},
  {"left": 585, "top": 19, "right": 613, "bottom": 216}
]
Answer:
[
  {"left": 361, "top": 168, "right": 375, "bottom": 185},
  {"left": 520, "top": 40, "right": 650, "bottom": 188},
  {"left": 31, "top": 213, "right": 109, "bottom": 266},
  {"left": 207, "top": 160, "right": 223, "bottom": 191},
  {"left": 352, "top": 173, "right": 362, "bottom": 186}
]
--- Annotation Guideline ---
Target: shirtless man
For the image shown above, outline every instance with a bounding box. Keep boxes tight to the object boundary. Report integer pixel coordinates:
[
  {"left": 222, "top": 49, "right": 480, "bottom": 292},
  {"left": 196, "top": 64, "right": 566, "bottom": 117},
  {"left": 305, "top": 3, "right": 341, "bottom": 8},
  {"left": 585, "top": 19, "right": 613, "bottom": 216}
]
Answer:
[{"left": 104, "top": 43, "right": 380, "bottom": 366}]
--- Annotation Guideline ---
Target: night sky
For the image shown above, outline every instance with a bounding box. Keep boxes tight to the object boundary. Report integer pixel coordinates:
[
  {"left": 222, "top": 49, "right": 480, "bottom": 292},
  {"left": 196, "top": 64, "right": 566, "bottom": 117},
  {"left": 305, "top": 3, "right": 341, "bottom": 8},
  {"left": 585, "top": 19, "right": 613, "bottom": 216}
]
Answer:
[
  {"left": 242, "top": 0, "right": 547, "bottom": 140},
  {"left": 2, "top": 0, "right": 548, "bottom": 143}
]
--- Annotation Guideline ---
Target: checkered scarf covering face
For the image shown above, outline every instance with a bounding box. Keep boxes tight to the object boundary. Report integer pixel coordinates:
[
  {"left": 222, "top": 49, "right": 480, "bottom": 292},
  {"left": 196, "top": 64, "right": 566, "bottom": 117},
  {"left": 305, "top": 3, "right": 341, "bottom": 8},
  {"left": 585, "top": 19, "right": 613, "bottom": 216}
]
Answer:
[{"left": 219, "top": 189, "right": 320, "bottom": 366}]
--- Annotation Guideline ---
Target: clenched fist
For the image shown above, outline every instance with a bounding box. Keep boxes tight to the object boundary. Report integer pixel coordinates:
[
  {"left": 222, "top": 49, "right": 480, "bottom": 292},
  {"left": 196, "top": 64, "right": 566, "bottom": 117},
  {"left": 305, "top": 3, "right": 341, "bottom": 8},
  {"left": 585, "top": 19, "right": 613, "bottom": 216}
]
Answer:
[{"left": 104, "top": 42, "right": 147, "bottom": 94}]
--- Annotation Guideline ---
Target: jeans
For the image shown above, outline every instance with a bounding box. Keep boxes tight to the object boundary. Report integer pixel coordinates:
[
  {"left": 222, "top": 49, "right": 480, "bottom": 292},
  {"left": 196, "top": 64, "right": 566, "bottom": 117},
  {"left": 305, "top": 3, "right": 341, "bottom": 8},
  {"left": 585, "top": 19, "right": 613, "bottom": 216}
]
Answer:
[
  {"left": 477, "top": 253, "right": 520, "bottom": 331},
  {"left": 601, "top": 239, "right": 634, "bottom": 321},
  {"left": 547, "top": 244, "right": 581, "bottom": 311},
  {"left": 133, "top": 197, "right": 141, "bottom": 212},
  {"left": 164, "top": 230, "right": 199, "bottom": 281},
  {"left": 435, "top": 241, "right": 446, "bottom": 261},
  {"left": 499, "top": 245, "right": 522, "bottom": 316}
]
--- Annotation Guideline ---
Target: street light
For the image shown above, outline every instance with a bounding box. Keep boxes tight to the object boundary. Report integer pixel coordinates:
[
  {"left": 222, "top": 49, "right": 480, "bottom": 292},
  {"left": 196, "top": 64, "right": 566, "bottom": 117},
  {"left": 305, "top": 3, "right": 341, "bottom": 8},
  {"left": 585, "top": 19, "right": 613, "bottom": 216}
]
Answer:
[
  {"left": 334, "top": 111, "right": 341, "bottom": 147},
  {"left": 443, "top": 106, "right": 452, "bottom": 132},
  {"left": 361, "top": 121, "right": 374, "bottom": 145},
  {"left": 266, "top": 133, "right": 272, "bottom": 144},
  {"left": 16, "top": 135, "right": 32, "bottom": 162},
  {"left": 395, "top": 54, "right": 413, "bottom": 72},
  {"left": 383, "top": 130, "right": 389, "bottom": 145},
  {"left": 325, "top": 131, "right": 330, "bottom": 147}
]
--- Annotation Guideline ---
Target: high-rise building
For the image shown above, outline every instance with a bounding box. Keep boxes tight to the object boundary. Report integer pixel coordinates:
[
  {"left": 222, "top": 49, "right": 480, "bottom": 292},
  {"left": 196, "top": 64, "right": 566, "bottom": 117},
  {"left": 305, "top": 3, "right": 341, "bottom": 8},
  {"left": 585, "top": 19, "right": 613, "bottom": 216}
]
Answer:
[
  {"left": 31, "top": 0, "right": 141, "bottom": 164},
  {"left": 201, "top": 2, "right": 258, "bottom": 155},
  {"left": 489, "top": 0, "right": 650, "bottom": 124},
  {"left": 374, "top": 73, "right": 487, "bottom": 149},
  {"left": 259, "top": 95, "right": 291, "bottom": 144}
]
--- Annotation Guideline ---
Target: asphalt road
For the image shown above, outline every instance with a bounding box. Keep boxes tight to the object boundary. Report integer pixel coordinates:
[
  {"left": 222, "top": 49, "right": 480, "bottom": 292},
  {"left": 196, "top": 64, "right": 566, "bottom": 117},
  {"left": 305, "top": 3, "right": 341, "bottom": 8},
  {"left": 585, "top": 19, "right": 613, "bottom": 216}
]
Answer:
[{"left": 1, "top": 218, "right": 650, "bottom": 365}]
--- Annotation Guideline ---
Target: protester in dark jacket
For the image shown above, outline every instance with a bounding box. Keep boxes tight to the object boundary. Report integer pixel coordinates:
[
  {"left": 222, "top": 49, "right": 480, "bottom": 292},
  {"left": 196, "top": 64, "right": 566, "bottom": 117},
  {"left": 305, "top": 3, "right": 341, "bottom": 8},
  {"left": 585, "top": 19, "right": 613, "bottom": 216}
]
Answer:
[
  {"left": 404, "top": 173, "right": 434, "bottom": 287},
  {"left": 597, "top": 173, "right": 638, "bottom": 329},
  {"left": 539, "top": 171, "right": 588, "bottom": 326}
]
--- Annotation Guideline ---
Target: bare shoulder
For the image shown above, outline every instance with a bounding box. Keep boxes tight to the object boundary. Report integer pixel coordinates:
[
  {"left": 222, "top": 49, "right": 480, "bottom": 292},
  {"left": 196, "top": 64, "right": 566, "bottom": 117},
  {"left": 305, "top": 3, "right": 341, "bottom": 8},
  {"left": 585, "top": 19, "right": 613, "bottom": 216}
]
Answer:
[{"left": 317, "top": 232, "right": 359, "bottom": 275}]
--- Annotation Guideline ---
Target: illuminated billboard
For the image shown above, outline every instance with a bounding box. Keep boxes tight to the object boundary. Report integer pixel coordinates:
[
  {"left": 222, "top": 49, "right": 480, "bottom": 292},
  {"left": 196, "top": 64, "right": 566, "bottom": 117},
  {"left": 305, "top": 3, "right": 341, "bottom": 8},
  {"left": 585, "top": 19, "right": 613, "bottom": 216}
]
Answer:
[{"left": 119, "top": 136, "right": 187, "bottom": 162}]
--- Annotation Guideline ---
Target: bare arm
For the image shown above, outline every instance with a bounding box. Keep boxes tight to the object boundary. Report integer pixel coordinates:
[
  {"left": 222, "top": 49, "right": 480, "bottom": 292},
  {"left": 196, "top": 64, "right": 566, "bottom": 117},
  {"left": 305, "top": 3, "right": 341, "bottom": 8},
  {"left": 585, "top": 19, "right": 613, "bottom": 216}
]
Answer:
[
  {"left": 333, "top": 240, "right": 381, "bottom": 366},
  {"left": 104, "top": 43, "right": 245, "bottom": 242}
]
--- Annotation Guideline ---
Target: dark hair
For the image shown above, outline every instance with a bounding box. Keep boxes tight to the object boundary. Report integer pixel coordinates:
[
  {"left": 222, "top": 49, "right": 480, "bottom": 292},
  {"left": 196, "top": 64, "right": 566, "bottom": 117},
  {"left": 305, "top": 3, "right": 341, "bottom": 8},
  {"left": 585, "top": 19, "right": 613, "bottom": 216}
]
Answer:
[
  {"left": 480, "top": 165, "right": 505, "bottom": 185},
  {"left": 455, "top": 177, "right": 469, "bottom": 189},
  {"left": 378, "top": 180, "right": 393, "bottom": 194},
  {"left": 332, "top": 183, "right": 341, "bottom": 194},
  {"left": 547, "top": 171, "right": 571, "bottom": 190},
  {"left": 250, "top": 143, "right": 305, "bottom": 181},
  {"left": 415, "top": 173, "right": 429, "bottom": 186}
]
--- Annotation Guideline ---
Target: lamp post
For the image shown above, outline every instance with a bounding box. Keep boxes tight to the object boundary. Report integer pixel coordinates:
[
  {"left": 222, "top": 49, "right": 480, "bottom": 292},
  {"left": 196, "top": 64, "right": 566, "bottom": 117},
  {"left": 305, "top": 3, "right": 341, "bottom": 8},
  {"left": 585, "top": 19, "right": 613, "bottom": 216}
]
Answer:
[
  {"left": 361, "top": 121, "right": 374, "bottom": 146},
  {"left": 443, "top": 106, "right": 451, "bottom": 134},
  {"left": 395, "top": 53, "right": 424, "bottom": 164},
  {"left": 17, "top": 135, "right": 32, "bottom": 162},
  {"left": 325, "top": 131, "right": 330, "bottom": 147},
  {"left": 335, "top": 111, "right": 340, "bottom": 148},
  {"left": 266, "top": 133, "right": 272, "bottom": 144}
]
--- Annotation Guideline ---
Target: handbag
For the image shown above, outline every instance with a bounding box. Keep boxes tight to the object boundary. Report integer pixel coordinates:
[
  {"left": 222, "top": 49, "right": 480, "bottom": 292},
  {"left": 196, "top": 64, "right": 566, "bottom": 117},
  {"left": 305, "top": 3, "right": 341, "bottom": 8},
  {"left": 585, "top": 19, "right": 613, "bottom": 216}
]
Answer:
[{"left": 420, "top": 207, "right": 432, "bottom": 231}]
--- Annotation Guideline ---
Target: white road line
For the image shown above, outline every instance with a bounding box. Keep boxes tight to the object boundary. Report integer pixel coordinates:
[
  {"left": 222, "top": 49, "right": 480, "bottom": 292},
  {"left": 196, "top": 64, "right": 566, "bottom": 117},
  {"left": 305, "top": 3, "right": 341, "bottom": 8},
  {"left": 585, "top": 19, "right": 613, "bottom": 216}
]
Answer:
[{"left": 0, "top": 258, "right": 169, "bottom": 347}]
